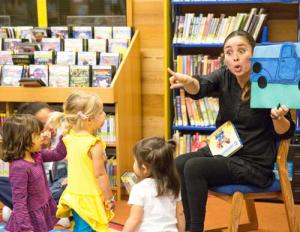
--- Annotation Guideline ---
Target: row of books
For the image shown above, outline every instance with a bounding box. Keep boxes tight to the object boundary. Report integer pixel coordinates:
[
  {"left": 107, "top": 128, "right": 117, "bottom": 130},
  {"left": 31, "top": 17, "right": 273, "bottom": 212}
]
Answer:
[
  {"left": 173, "top": 8, "right": 267, "bottom": 44},
  {"left": 174, "top": 89, "right": 219, "bottom": 126},
  {"left": 0, "top": 38, "right": 129, "bottom": 55},
  {"left": 173, "top": 131, "right": 208, "bottom": 156},
  {"left": 176, "top": 54, "right": 223, "bottom": 77},
  {"left": 0, "top": 26, "right": 132, "bottom": 40},
  {"left": 1, "top": 51, "right": 121, "bottom": 67},
  {"left": 0, "top": 64, "right": 115, "bottom": 88},
  {"left": 106, "top": 157, "right": 117, "bottom": 187},
  {"left": 98, "top": 114, "right": 116, "bottom": 143}
]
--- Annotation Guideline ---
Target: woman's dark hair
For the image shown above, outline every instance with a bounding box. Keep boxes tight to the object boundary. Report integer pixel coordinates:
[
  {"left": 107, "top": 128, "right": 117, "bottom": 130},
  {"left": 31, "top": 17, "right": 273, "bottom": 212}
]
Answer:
[
  {"left": 224, "top": 30, "right": 255, "bottom": 102},
  {"left": 17, "top": 102, "right": 51, "bottom": 115},
  {"left": 1, "top": 114, "right": 43, "bottom": 162},
  {"left": 133, "top": 137, "right": 180, "bottom": 198}
]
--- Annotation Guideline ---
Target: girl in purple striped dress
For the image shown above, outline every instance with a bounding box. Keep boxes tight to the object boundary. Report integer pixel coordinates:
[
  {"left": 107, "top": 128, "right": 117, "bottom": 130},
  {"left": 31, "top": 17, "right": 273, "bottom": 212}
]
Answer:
[{"left": 0, "top": 114, "right": 67, "bottom": 232}]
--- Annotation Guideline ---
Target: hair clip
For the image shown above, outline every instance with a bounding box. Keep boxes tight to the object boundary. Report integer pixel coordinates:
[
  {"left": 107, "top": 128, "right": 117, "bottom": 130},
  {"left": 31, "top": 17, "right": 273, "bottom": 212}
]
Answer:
[{"left": 77, "top": 111, "right": 89, "bottom": 120}]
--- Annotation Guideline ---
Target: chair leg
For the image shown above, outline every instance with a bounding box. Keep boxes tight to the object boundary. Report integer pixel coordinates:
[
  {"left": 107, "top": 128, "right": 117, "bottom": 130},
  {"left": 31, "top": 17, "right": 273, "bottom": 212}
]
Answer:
[
  {"left": 244, "top": 199, "right": 258, "bottom": 230},
  {"left": 228, "top": 192, "right": 243, "bottom": 232}
]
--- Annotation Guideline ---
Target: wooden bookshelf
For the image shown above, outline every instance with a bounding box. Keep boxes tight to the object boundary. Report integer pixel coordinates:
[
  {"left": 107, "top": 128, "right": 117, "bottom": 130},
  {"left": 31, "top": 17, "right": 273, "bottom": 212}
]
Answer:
[{"left": 0, "top": 31, "right": 142, "bottom": 201}]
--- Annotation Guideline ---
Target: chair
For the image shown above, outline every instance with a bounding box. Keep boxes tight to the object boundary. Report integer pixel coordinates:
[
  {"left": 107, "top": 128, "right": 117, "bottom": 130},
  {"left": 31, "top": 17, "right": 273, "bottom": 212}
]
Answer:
[{"left": 208, "top": 139, "right": 300, "bottom": 232}]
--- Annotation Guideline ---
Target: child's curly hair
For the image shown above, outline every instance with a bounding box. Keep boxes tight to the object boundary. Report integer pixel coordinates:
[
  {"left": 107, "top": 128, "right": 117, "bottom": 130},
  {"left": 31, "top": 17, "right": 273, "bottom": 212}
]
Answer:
[{"left": 1, "top": 114, "right": 43, "bottom": 162}]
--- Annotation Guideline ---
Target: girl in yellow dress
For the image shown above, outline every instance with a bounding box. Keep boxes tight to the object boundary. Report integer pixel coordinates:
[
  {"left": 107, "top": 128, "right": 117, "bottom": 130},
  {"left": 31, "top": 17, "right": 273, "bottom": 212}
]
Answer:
[{"left": 54, "top": 91, "right": 114, "bottom": 231}]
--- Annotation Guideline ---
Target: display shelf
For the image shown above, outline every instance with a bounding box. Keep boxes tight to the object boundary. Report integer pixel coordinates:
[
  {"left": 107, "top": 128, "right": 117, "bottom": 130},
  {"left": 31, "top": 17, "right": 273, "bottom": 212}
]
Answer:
[{"left": 0, "top": 31, "right": 142, "bottom": 201}]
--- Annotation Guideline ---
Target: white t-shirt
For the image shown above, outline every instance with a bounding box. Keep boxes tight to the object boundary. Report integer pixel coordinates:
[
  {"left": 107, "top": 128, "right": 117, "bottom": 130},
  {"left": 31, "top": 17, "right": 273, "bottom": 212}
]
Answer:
[{"left": 128, "top": 178, "right": 180, "bottom": 232}]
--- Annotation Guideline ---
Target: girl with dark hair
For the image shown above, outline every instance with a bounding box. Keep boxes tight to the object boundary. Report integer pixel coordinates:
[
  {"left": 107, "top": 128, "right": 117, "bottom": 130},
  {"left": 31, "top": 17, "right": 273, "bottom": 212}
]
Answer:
[
  {"left": 1, "top": 114, "right": 67, "bottom": 232},
  {"left": 168, "top": 30, "right": 295, "bottom": 232},
  {"left": 123, "top": 137, "right": 185, "bottom": 232}
]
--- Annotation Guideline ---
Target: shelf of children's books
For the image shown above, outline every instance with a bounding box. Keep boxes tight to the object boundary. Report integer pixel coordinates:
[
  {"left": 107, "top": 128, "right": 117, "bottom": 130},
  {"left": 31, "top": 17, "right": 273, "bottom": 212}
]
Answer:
[
  {"left": 172, "top": 0, "right": 297, "bottom": 5},
  {"left": 172, "top": 125, "right": 216, "bottom": 131},
  {"left": 0, "top": 87, "right": 115, "bottom": 104}
]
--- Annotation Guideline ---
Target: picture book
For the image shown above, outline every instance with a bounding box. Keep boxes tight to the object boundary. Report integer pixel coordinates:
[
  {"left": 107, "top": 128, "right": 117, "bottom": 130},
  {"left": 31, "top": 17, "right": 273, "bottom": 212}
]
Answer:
[
  {"left": 49, "top": 65, "right": 69, "bottom": 87},
  {"left": 72, "top": 26, "right": 93, "bottom": 39},
  {"left": 69, "top": 65, "right": 90, "bottom": 87},
  {"left": 121, "top": 171, "right": 138, "bottom": 194},
  {"left": 17, "top": 42, "right": 40, "bottom": 54},
  {"left": 207, "top": 121, "right": 243, "bottom": 157},
  {"left": 100, "top": 52, "right": 120, "bottom": 68},
  {"left": 0, "top": 51, "right": 13, "bottom": 65},
  {"left": 34, "top": 51, "right": 53, "bottom": 65},
  {"left": 16, "top": 26, "right": 33, "bottom": 40},
  {"left": 108, "top": 38, "right": 128, "bottom": 58},
  {"left": 56, "top": 51, "right": 76, "bottom": 65},
  {"left": 3, "top": 38, "right": 22, "bottom": 52},
  {"left": 29, "top": 64, "right": 48, "bottom": 85},
  {"left": 94, "top": 26, "right": 112, "bottom": 39},
  {"left": 41, "top": 38, "right": 61, "bottom": 52},
  {"left": 12, "top": 54, "right": 33, "bottom": 66},
  {"left": 77, "top": 51, "right": 97, "bottom": 65},
  {"left": 92, "top": 65, "right": 114, "bottom": 87},
  {"left": 0, "top": 28, "right": 8, "bottom": 38},
  {"left": 64, "top": 38, "right": 83, "bottom": 52},
  {"left": 50, "top": 26, "right": 69, "bottom": 39},
  {"left": 112, "top": 26, "right": 131, "bottom": 40},
  {"left": 1, "top": 64, "right": 23, "bottom": 86},
  {"left": 87, "top": 38, "right": 107, "bottom": 52}
]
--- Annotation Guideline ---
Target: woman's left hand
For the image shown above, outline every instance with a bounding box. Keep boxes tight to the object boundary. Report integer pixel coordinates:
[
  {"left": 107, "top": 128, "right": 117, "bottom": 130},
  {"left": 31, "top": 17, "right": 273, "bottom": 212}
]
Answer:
[{"left": 270, "top": 105, "right": 289, "bottom": 120}]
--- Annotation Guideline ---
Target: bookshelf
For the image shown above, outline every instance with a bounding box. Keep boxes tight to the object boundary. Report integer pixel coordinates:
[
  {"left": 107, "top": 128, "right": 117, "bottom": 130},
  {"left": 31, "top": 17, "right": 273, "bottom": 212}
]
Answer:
[
  {"left": 0, "top": 30, "right": 141, "bottom": 201},
  {"left": 164, "top": 0, "right": 300, "bottom": 142}
]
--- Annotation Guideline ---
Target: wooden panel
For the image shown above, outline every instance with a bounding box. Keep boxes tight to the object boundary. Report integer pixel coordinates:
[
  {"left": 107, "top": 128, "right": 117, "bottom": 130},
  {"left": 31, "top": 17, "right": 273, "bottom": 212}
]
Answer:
[
  {"left": 268, "top": 19, "right": 298, "bottom": 42},
  {"left": 143, "top": 116, "right": 165, "bottom": 137},
  {"left": 142, "top": 71, "right": 164, "bottom": 94},
  {"left": 133, "top": 0, "right": 165, "bottom": 137}
]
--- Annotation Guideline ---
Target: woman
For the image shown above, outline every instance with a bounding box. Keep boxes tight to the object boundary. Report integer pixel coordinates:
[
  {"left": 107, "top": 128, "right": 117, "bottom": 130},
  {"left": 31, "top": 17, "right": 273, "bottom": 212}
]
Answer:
[{"left": 168, "top": 30, "right": 295, "bottom": 232}]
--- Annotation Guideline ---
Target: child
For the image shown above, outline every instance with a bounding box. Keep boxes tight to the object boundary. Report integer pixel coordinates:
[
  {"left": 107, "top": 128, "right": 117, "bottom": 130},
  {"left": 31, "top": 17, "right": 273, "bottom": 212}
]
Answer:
[
  {"left": 122, "top": 137, "right": 185, "bottom": 232},
  {"left": 1, "top": 114, "right": 67, "bottom": 232},
  {"left": 55, "top": 91, "right": 114, "bottom": 232}
]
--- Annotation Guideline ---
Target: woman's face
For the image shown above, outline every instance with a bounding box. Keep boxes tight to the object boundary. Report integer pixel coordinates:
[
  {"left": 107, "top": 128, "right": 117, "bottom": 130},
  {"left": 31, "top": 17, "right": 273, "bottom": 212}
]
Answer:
[{"left": 224, "top": 36, "right": 253, "bottom": 80}]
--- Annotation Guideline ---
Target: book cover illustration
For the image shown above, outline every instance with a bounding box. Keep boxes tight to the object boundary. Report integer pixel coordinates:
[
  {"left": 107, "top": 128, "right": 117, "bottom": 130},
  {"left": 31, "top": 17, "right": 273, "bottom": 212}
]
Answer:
[
  {"left": 108, "top": 38, "right": 128, "bottom": 58},
  {"left": 250, "top": 42, "right": 300, "bottom": 109},
  {"left": 0, "top": 28, "right": 8, "bottom": 38},
  {"left": 77, "top": 51, "right": 97, "bottom": 65},
  {"left": 88, "top": 39, "right": 107, "bottom": 52},
  {"left": 94, "top": 26, "right": 112, "bottom": 39},
  {"left": 69, "top": 65, "right": 90, "bottom": 87},
  {"left": 16, "top": 26, "right": 33, "bottom": 40},
  {"left": 72, "top": 26, "right": 93, "bottom": 39},
  {"left": 3, "top": 38, "right": 22, "bottom": 52},
  {"left": 64, "top": 38, "right": 83, "bottom": 52},
  {"left": 112, "top": 26, "right": 131, "bottom": 40},
  {"left": 12, "top": 54, "right": 33, "bottom": 66},
  {"left": 34, "top": 51, "right": 53, "bottom": 65},
  {"left": 0, "top": 51, "right": 13, "bottom": 65},
  {"left": 50, "top": 26, "right": 69, "bottom": 39},
  {"left": 121, "top": 171, "right": 138, "bottom": 194},
  {"left": 207, "top": 121, "right": 243, "bottom": 157},
  {"left": 56, "top": 51, "right": 76, "bottom": 65},
  {"left": 29, "top": 64, "right": 48, "bottom": 85},
  {"left": 41, "top": 38, "right": 61, "bottom": 52},
  {"left": 49, "top": 65, "right": 69, "bottom": 87},
  {"left": 1, "top": 64, "right": 23, "bottom": 86},
  {"left": 92, "top": 65, "right": 114, "bottom": 87},
  {"left": 100, "top": 52, "right": 120, "bottom": 68}
]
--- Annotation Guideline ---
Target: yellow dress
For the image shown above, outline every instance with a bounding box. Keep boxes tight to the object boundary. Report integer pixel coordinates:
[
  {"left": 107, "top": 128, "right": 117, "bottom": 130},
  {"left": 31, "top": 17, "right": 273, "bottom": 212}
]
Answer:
[{"left": 56, "top": 130, "right": 113, "bottom": 231}]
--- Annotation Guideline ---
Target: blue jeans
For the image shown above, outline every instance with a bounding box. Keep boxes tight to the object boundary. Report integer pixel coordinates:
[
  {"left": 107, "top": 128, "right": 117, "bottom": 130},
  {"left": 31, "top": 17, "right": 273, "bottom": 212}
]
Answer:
[{"left": 72, "top": 210, "right": 95, "bottom": 232}]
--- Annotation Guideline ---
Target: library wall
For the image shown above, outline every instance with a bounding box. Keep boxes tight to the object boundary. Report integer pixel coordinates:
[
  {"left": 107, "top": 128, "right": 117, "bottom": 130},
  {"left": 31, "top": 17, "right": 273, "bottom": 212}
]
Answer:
[{"left": 132, "top": 0, "right": 165, "bottom": 137}]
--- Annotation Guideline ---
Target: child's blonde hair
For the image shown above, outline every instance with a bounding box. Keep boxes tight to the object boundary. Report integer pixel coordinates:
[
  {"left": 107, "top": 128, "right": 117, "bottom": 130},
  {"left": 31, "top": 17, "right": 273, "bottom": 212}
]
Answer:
[{"left": 48, "top": 91, "right": 104, "bottom": 133}]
